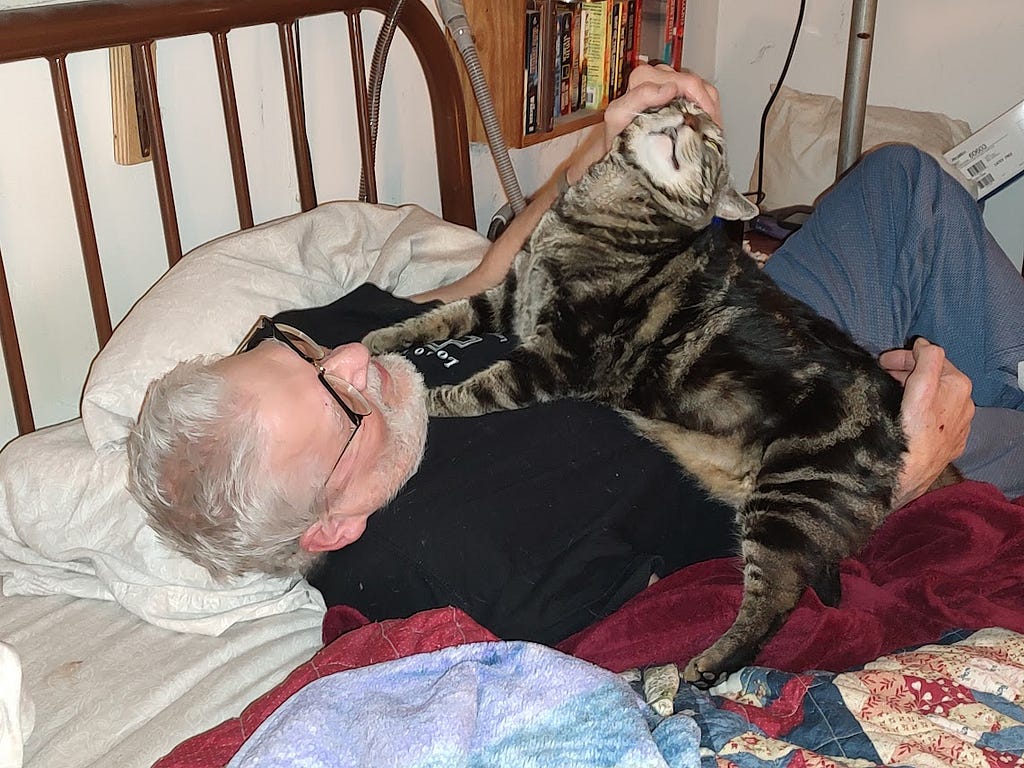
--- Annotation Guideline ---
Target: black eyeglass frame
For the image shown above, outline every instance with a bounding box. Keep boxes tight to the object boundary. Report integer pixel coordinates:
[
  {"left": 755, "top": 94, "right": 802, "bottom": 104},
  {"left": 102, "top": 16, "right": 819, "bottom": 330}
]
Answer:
[{"left": 234, "top": 315, "right": 373, "bottom": 482}]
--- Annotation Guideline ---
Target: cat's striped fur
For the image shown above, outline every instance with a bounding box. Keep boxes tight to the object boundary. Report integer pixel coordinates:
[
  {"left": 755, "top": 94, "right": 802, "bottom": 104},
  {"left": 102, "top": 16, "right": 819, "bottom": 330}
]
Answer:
[{"left": 364, "top": 100, "right": 909, "bottom": 686}]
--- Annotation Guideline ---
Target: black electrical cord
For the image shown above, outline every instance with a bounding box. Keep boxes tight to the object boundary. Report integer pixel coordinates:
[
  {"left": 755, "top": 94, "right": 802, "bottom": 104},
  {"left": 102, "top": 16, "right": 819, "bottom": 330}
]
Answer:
[{"left": 749, "top": 0, "right": 807, "bottom": 207}]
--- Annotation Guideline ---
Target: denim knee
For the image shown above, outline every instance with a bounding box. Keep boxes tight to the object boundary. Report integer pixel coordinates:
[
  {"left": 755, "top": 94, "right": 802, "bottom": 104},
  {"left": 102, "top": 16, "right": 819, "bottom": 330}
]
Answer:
[{"left": 855, "top": 143, "right": 972, "bottom": 204}]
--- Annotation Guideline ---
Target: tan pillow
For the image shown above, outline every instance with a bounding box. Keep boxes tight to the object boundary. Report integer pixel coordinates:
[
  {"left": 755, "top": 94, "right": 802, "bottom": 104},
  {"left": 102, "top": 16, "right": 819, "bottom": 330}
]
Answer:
[{"left": 751, "top": 85, "right": 975, "bottom": 212}]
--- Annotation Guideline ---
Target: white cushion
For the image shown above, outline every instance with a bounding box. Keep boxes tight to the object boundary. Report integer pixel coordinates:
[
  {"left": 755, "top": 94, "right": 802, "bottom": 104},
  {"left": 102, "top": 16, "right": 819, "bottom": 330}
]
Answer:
[
  {"left": 751, "top": 85, "right": 975, "bottom": 212},
  {"left": 0, "top": 418, "right": 324, "bottom": 634}
]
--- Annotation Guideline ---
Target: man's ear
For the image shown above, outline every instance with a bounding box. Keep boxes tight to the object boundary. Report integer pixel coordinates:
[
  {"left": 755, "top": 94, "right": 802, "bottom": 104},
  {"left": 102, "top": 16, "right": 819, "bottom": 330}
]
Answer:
[{"left": 299, "top": 515, "right": 367, "bottom": 553}]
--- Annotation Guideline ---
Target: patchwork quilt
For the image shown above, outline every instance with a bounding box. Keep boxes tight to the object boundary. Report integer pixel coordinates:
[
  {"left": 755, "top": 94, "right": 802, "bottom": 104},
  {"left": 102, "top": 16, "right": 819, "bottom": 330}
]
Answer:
[
  {"left": 641, "top": 627, "right": 1024, "bottom": 767},
  {"left": 161, "top": 619, "right": 1024, "bottom": 767}
]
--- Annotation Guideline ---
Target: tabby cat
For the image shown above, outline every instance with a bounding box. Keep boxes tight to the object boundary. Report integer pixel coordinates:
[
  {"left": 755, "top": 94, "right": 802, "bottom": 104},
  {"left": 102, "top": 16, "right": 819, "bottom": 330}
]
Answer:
[{"left": 363, "top": 99, "right": 912, "bottom": 686}]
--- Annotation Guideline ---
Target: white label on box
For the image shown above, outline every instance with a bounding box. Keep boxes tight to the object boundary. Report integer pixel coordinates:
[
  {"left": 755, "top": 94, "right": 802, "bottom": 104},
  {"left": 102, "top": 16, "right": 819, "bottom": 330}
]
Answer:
[{"left": 945, "top": 99, "right": 1024, "bottom": 198}]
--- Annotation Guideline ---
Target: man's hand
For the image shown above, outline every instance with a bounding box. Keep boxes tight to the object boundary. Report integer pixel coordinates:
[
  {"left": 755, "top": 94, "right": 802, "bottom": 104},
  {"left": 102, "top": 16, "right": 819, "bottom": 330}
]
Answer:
[
  {"left": 880, "top": 337, "right": 974, "bottom": 507},
  {"left": 566, "top": 64, "right": 721, "bottom": 185}
]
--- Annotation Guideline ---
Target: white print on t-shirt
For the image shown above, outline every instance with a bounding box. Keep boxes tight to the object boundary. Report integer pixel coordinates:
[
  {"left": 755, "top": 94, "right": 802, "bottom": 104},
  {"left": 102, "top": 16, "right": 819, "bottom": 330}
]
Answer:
[{"left": 411, "top": 334, "right": 509, "bottom": 369}]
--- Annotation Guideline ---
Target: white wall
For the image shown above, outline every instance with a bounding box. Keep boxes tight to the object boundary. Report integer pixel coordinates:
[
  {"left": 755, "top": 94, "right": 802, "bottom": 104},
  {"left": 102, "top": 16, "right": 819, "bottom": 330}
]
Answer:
[{"left": 686, "top": 0, "right": 1024, "bottom": 274}]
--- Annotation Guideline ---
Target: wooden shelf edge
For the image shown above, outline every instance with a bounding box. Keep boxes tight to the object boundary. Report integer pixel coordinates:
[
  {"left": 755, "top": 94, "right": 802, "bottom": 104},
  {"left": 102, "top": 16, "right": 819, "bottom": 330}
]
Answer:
[{"left": 522, "top": 109, "right": 603, "bottom": 148}]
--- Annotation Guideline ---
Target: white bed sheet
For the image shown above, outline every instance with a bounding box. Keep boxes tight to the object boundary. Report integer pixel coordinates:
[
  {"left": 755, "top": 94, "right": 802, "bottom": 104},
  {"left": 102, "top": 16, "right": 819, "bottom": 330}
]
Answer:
[{"left": 0, "top": 593, "right": 323, "bottom": 768}]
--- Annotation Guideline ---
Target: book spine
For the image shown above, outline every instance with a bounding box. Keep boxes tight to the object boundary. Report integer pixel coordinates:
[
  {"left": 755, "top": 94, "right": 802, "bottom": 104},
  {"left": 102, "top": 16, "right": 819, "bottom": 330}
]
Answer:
[
  {"left": 569, "top": 2, "right": 583, "bottom": 112},
  {"left": 523, "top": 9, "right": 541, "bottom": 135},
  {"left": 621, "top": 0, "right": 636, "bottom": 94},
  {"left": 537, "top": 0, "right": 556, "bottom": 132},
  {"left": 671, "top": 0, "right": 685, "bottom": 68},
  {"left": 557, "top": 8, "right": 573, "bottom": 116},
  {"left": 552, "top": 19, "right": 561, "bottom": 120},
  {"left": 663, "top": 0, "right": 676, "bottom": 63},
  {"left": 582, "top": 1, "right": 608, "bottom": 110},
  {"left": 606, "top": 0, "right": 620, "bottom": 109},
  {"left": 632, "top": 0, "right": 643, "bottom": 64}
]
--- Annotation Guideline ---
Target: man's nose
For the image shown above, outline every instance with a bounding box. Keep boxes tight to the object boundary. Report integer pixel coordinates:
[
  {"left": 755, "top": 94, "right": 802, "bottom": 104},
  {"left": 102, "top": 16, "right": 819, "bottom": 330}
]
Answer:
[{"left": 320, "top": 343, "right": 371, "bottom": 391}]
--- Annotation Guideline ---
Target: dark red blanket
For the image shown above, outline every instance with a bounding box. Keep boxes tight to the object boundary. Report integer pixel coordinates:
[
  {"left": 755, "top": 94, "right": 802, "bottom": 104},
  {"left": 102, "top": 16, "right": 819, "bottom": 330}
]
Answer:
[
  {"left": 559, "top": 480, "right": 1024, "bottom": 673},
  {"left": 156, "top": 480, "right": 1023, "bottom": 767}
]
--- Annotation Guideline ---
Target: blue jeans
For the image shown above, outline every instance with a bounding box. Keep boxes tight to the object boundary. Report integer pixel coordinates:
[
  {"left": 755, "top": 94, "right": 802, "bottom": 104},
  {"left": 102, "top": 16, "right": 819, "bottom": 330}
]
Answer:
[{"left": 765, "top": 144, "right": 1024, "bottom": 498}]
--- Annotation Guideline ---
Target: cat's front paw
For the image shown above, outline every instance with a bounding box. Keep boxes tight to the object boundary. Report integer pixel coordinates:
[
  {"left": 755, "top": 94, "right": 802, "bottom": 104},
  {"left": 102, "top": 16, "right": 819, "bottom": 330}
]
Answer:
[{"left": 362, "top": 325, "right": 413, "bottom": 355}]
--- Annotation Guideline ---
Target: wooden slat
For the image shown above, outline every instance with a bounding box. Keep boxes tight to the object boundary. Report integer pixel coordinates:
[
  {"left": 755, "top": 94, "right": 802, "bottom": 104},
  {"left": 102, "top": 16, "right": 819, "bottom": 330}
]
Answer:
[
  {"left": 0, "top": 246, "right": 33, "bottom": 434},
  {"left": 347, "top": 11, "right": 377, "bottom": 204},
  {"left": 110, "top": 45, "right": 152, "bottom": 165},
  {"left": 49, "top": 54, "right": 113, "bottom": 347},
  {"left": 278, "top": 20, "right": 317, "bottom": 211},
  {"left": 211, "top": 31, "right": 254, "bottom": 230},
  {"left": 134, "top": 41, "right": 183, "bottom": 266}
]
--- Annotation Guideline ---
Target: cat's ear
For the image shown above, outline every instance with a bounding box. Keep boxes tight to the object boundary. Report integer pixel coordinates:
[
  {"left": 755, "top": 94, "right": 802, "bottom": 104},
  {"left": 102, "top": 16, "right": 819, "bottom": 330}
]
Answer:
[{"left": 715, "top": 189, "right": 760, "bottom": 221}]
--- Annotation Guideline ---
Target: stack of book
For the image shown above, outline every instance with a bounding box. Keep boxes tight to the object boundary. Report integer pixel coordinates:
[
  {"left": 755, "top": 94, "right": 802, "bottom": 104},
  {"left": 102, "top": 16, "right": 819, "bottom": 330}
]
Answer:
[{"left": 525, "top": 0, "right": 682, "bottom": 136}]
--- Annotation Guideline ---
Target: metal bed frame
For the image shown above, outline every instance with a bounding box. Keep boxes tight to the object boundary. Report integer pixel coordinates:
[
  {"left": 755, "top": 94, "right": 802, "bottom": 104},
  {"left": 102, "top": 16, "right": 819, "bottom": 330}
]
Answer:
[{"left": 0, "top": 0, "right": 476, "bottom": 436}]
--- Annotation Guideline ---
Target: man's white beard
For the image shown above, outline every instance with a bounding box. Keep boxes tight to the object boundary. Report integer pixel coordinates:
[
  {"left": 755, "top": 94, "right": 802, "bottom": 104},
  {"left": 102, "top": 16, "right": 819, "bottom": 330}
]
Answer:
[{"left": 364, "top": 353, "right": 429, "bottom": 505}]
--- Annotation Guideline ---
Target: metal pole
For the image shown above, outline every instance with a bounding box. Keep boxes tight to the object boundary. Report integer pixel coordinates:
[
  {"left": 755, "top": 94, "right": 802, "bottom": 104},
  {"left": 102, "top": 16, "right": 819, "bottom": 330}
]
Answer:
[{"left": 836, "top": 0, "right": 878, "bottom": 178}]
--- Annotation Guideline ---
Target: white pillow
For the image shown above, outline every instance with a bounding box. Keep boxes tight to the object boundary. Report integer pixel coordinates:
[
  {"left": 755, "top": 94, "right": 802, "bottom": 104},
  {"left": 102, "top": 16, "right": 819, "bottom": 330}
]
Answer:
[
  {"left": 0, "top": 418, "right": 323, "bottom": 635},
  {"left": 751, "top": 85, "right": 975, "bottom": 212},
  {"left": 0, "top": 202, "right": 487, "bottom": 634},
  {"left": 82, "top": 201, "right": 488, "bottom": 451}
]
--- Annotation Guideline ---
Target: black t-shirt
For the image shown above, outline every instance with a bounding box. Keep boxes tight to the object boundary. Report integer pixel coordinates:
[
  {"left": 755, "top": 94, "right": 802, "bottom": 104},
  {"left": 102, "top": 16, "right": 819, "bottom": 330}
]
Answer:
[{"left": 279, "top": 285, "right": 736, "bottom": 645}]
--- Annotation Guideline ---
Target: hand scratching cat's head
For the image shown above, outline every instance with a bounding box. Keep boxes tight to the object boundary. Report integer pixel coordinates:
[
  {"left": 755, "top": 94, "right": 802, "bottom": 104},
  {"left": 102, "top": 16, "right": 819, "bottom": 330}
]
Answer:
[{"left": 615, "top": 99, "right": 758, "bottom": 226}]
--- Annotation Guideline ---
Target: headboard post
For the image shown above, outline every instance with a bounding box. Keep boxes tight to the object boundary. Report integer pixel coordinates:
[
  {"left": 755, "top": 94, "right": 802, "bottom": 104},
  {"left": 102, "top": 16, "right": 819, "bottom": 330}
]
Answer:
[
  {"left": 278, "top": 21, "right": 318, "bottom": 212},
  {"left": 347, "top": 10, "right": 379, "bottom": 205},
  {"left": 134, "top": 41, "right": 184, "bottom": 266},
  {"left": 211, "top": 31, "right": 256, "bottom": 230},
  {"left": 48, "top": 54, "right": 114, "bottom": 346}
]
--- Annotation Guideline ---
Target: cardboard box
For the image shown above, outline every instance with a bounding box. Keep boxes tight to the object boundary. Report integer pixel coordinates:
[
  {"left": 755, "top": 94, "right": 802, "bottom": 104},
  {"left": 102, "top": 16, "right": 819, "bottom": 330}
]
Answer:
[{"left": 945, "top": 98, "right": 1024, "bottom": 200}]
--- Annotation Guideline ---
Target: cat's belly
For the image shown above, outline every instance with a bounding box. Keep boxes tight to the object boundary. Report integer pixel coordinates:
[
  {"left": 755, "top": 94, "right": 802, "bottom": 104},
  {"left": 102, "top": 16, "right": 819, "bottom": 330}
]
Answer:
[{"left": 620, "top": 412, "right": 759, "bottom": 507}]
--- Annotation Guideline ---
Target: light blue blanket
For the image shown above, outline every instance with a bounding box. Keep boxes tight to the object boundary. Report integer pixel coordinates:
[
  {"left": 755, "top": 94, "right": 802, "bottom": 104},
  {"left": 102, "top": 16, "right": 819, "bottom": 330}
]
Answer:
[{"left": 227, "top": 641, "right": 701, "bottom": 767}]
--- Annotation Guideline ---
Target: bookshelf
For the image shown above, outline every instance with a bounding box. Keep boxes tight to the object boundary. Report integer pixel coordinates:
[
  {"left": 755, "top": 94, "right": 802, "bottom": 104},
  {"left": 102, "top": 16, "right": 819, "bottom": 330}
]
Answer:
[{"left": 452, "top": 0, "right": 682, "bottom": 149}]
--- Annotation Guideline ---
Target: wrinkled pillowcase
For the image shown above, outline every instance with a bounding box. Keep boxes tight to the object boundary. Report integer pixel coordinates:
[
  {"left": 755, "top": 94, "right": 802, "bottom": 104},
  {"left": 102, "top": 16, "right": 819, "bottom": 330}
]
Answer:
[
  {"left": 751, "top": 85, "right": 974, "bottom": 212},
  {"left": 0, "top": 417, "right": 324, "bottom": 635}
]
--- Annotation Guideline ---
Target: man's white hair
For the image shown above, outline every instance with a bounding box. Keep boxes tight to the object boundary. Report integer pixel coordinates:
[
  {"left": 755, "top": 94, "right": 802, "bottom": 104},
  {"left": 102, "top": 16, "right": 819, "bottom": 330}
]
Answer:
[{"left": 126, "top": 356, "right": 321, "bottom": 578}]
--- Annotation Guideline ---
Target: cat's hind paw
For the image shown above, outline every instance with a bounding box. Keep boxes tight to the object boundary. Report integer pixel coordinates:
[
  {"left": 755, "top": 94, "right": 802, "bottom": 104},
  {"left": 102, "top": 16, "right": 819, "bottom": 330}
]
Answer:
[{"left": 682, "top": 657, "right": 726, "bottom": 691}]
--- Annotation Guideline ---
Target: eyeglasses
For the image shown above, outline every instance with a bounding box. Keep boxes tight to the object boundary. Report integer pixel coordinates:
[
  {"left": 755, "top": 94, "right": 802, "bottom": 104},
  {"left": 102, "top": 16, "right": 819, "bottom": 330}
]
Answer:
[{"left": 234, "top": 315, "right": 373, "bottom": 484}]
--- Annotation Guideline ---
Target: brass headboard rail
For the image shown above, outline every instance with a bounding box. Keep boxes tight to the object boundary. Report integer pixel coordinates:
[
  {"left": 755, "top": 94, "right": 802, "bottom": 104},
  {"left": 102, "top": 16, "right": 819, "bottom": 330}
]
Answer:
[{"left": 0, "top": 0, "right": 475, "bottom": 436}]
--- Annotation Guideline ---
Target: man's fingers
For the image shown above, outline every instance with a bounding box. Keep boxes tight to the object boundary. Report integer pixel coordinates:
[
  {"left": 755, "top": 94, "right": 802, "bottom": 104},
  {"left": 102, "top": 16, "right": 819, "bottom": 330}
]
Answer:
[
  {"left": 909, "top": 336, "right": 945, "bottom": 370},
  {"left": 623, "top": 64, "right": 722, "bottom": 125},
  {"left": 879, "top": 348, "right": 915, "bottom": 373},
  {"left": 604, "top": 80, "right": 674, "bottom": 135}
]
